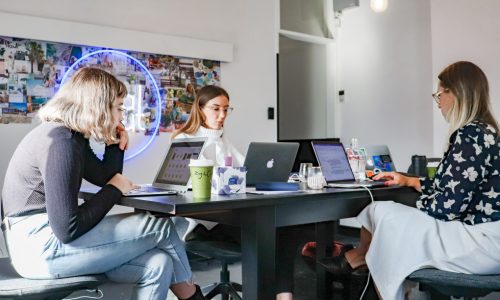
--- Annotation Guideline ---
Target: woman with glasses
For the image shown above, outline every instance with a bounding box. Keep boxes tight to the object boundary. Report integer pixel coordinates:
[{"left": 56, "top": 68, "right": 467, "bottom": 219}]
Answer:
[
  {"left": 321, "top": 61, "right": 500, "bottom": 299},
  {"left": 171, "top": 85, "right": 244, "bottom": 242}
]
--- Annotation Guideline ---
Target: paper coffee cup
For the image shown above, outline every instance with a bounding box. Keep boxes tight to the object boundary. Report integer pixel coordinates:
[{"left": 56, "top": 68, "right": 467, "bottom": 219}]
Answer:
[{"left": 189, "top": 159, "right": 214, "bottom": 198}]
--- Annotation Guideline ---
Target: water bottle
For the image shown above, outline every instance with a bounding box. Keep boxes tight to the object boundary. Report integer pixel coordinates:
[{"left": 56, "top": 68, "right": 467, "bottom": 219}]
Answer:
[
  {"left": 410, "top": 155, "right": 428, "bottom": 177},
  {"left": 346, "top": 138, "right": 367, "bottom": 181}
]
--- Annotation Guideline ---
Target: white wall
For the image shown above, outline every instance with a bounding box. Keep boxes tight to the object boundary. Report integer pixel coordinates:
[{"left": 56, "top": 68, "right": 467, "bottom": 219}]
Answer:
[
  {"left": 0, "top": 0, "right": 277, "bottom": 191},
  {"left": 336, "top": 0, "right": 433, "bottom": 171},
  {"left": 430, "top": 0, "right": 500, "bottom": 155},
  {"left": 1, "top": 1, "right": 499, "bottom": 201}
]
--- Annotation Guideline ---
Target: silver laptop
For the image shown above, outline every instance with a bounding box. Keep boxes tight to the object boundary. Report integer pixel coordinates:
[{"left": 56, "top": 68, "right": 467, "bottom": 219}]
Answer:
[
  {"left": 364, "top": 144, "right": 397, "bottom": 173},
  {"left": 125, "top": 137, "right": 207, "bottom": 196},
  {"left": 244, "top": 142, "right": 299, "bottom": 186},
  {"left": 311, "top": 141, "right": 386, "bottom": 188}
]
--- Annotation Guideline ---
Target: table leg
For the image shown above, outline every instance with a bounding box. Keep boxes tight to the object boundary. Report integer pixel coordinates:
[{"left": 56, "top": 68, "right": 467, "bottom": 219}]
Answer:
[
  {"left": 316, "top": 221, "right": 335, "bottom": 299},
  {"left": 240, "top": 206, "right": 276, "bottom": 300}
]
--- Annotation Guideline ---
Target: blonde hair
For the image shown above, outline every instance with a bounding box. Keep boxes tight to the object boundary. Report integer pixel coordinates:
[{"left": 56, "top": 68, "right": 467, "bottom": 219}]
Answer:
[
  {"left": 171, "top": 85, "right": 229, "bottom": 138},
  {"left": 38, "top": 67, "right": 127, "bottom": 144},
  {"left": 438, "top": 61, "right": 499, "bottom": 137}
]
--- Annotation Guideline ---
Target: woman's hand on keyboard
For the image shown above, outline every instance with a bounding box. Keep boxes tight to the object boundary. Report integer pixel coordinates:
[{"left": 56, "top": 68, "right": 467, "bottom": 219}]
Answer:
[
  {"left": 107, "top": 173, "right": 138, "bottom": 194},
  {"left": 373, "top": 172, "right": 422, "bottom": 192}
]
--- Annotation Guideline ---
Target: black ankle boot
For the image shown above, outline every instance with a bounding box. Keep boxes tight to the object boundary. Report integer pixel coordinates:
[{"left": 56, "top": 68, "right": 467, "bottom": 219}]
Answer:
[{"left": 181, "top": 285, "right": 206, "bottom": 300}]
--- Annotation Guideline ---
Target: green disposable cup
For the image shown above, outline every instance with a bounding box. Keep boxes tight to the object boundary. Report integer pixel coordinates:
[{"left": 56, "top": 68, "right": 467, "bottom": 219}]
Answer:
[
  {"left": 189, "top": 159, "right": 214, "bottom": 199},
  {"left": 427, "top": 162, "right": 439, "bottom": 179}
]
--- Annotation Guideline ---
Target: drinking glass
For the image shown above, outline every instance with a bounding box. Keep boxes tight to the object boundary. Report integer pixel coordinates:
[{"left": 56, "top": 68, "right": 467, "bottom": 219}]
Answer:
[
  {"left": 298, "top": 163, "right": 313, "bottom": 190},
  {"left": 307, "top": 166, "right": 325, "bottom": 190},
  {"left": 298, "top": 163, "right": 313, "bottom": 183}
]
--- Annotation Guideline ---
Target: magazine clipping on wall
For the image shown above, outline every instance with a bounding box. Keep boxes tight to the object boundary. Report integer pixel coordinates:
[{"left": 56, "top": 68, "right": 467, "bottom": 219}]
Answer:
[{"left": 0, "top": 36, "right": 221, "bottom": 137}]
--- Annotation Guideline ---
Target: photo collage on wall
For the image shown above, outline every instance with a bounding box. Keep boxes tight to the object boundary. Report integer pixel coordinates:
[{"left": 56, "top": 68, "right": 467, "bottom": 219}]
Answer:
[{"left": 0, "top": 36, "right": 221, "bottom": 134}]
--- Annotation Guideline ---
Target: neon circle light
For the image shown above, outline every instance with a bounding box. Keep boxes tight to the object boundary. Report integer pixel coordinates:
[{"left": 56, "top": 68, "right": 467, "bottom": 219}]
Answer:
[{"left": 61, "top": 49, "right": 162, "bottom": 161}]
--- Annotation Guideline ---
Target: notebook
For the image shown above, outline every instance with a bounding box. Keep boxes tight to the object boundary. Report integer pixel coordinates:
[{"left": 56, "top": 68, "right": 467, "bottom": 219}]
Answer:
[
  {"left": 311, "top": 141, "right": 387, "bottom": 188},
  {"left": 244, "top": 142, "right": 299, "bottom": 186},
  {"left": 125, "top": 137, "right": 207, "bottom": 196}
]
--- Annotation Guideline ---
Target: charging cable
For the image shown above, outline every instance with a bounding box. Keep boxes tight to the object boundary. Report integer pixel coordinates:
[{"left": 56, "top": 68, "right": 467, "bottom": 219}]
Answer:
[
  {"left": 360, "top": 185, "right": 375, "bottom": 203},
  {"left": 357, "top": 185, "right": 374, "bottom": 300},
  {"left": 63, "top": 289, "right": 104, "bottom": 300}
]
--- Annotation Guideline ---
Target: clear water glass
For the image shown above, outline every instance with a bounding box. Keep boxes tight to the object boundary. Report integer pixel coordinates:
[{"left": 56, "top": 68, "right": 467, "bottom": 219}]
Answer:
[
  {"left": 307, "top": 166, "right": 325, "bottom": 189},
  {"left": 298, "top": 163, "right": 313, "bottom": 183}
]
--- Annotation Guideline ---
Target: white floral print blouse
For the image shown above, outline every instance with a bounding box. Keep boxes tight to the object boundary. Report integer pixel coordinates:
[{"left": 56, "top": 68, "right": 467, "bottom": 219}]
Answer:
[{"left": 417, "top": 121, "right": 500, "bottom": 225}]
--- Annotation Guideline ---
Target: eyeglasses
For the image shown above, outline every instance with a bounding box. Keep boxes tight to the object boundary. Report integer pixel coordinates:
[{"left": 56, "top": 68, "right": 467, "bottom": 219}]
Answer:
[
  {"left": 432, "top": 88, "right": 449, "bottom": 104},
  {"left": 203, "top": 105, "right": 234, "bottom": 116}
]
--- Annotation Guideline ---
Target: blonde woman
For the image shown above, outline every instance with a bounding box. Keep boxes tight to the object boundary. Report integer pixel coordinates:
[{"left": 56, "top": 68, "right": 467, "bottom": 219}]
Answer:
[
  {"left": 322, "top": 61, "right": 500, "bottom": 299},
  {"left": 1, "top": 68, "right": 205, "bottom": 300}
]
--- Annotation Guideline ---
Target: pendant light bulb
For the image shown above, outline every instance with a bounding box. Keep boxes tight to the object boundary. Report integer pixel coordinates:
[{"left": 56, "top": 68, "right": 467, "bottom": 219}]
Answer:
[{"left": 371, "top": 0, "right": 388, "bottom": 13}]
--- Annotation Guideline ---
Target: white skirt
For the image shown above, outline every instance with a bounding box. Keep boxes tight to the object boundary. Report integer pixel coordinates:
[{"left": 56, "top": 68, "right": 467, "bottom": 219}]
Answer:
[{"left": 357, "top": 201, "right": 500, "bottom": 300}]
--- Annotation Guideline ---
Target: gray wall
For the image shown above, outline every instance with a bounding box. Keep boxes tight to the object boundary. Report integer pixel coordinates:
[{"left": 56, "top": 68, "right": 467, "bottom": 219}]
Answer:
[
  {"left": 430, "top": 0, "right": 500, "bottom": 154},
  {"left": 279, "top": 37, "right": 328, "bottom": 139},
  {"left": 336, "top": 0, "right": 433, "bottom": 170}
]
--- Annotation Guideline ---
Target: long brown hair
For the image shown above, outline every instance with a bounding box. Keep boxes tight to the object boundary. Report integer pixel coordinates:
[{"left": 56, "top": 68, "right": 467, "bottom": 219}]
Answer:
[
  {"left": 172, "top": 85, "right": 230, "bottom": 138},
  {"left": 438, "top": 61, "right": 499, "bottom": 135}
]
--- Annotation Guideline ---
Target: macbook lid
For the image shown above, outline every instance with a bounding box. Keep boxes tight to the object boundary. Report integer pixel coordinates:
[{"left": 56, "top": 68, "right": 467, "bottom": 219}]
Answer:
[{"left": 244, "top": 142, "right": 299, "bottom": 186}]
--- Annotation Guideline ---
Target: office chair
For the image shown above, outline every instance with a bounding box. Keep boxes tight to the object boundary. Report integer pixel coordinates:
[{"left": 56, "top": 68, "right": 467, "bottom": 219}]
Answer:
[
  {"left": 186, "top": 240, "right": 242, "bottom": 300},
  {"left": 407, "top": 268, "right": 500, "bottom": 300},
  {"left": 0, "top": 258, "right": 106, "bottom": 300},
  {"left": 0, "top": 204, "right": 107, "bottom": 299}
]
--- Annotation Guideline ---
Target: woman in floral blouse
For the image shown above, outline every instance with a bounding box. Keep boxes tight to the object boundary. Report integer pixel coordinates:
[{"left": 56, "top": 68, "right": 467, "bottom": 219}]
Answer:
[{"left": 322, "top": 61, "right": 500, "bottom": 300}]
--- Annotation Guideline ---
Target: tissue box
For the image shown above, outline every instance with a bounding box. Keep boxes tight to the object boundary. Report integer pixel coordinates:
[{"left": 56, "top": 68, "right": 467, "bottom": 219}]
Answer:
[{"left": 211, "top": 166, "right": 247, "bottom": 195}]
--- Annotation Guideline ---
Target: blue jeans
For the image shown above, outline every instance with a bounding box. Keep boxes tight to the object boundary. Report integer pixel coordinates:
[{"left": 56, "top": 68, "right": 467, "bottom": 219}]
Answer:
[{"left": 5, "top": 212, "right": 192, "bottom": 300}]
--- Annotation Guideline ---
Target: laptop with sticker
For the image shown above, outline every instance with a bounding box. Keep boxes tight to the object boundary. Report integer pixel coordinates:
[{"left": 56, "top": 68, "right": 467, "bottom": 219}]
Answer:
[{"left": 364, "top": 144, "right": 397, "bottom": 174}]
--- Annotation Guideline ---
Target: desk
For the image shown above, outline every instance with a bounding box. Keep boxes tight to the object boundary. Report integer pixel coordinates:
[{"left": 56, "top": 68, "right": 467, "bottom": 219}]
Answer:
[{"left": 81, "top": 186, "right": 419, "bottom": 299}]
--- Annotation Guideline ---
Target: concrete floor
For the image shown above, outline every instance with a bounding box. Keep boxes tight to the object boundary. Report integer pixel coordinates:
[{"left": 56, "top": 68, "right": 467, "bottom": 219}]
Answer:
[{"left": 63, "top": 225, "right": 499, "bottom": 300}]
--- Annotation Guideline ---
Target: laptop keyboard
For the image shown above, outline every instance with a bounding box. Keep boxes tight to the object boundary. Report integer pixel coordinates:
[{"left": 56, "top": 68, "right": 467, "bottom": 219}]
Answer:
[
  {"left": 125, "top": 185, "right": 177, "bottom": 195},
  {"left": 133, "top": 186, "right": 162, "bottom": 193}
]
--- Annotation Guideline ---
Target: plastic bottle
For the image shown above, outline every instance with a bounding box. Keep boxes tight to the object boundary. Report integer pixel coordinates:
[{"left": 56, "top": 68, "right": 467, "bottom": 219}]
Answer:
[
  {"left": 224, "top": 155, "right": 233, "bottom": 167},
  {"left": 347, "top": 138, "right": 367, "bottom": 181}
]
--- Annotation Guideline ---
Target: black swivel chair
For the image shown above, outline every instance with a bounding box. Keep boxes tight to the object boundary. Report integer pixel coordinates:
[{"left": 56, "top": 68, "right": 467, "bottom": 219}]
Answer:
[
  {"left": 407, "top": 268, "right": 500, "bottom": 300},
  {"left": 0, "top": 204, "right": 107, "bottom": 299},
  {"left": 186, "top": 240, "right": 242, "bottom": 300}
]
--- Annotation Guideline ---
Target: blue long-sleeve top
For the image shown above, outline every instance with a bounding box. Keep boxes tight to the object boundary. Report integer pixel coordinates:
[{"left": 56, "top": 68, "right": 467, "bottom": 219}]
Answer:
[
  {"left": 417, "top": 121, "right": 500, "bottom": 225},
  {"left": 1, "top": 122, "right": 123, "bottom": 243}
]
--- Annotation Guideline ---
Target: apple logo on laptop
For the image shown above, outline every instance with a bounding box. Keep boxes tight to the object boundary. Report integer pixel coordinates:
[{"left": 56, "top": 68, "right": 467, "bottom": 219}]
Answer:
[{"left": 266, "top": 158, "right": 274, "bottom": 169}]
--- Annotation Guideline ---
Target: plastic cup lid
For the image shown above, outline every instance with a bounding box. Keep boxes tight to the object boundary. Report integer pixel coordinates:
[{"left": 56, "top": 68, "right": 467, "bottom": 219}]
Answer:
[
  {"left": 189, "top": 159, "right": 214, "bottom": 167},
  {"left": 427, "top": 161, "right": 440, "bottom": 167}
]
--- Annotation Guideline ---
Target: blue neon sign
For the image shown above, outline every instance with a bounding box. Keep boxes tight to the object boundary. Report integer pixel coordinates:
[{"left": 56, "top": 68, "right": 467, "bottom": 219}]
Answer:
[{"left": 61, "top": 50, "right": 162, "bottom": 160}]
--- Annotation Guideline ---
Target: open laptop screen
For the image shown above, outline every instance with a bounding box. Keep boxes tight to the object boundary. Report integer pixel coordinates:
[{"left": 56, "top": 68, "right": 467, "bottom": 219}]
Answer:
[
  {"left": 311, "top": 142, "right": 355, "bottom": 182},
  {"left": 155, "top": 140, "right": 205, "bottom": 186}
]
